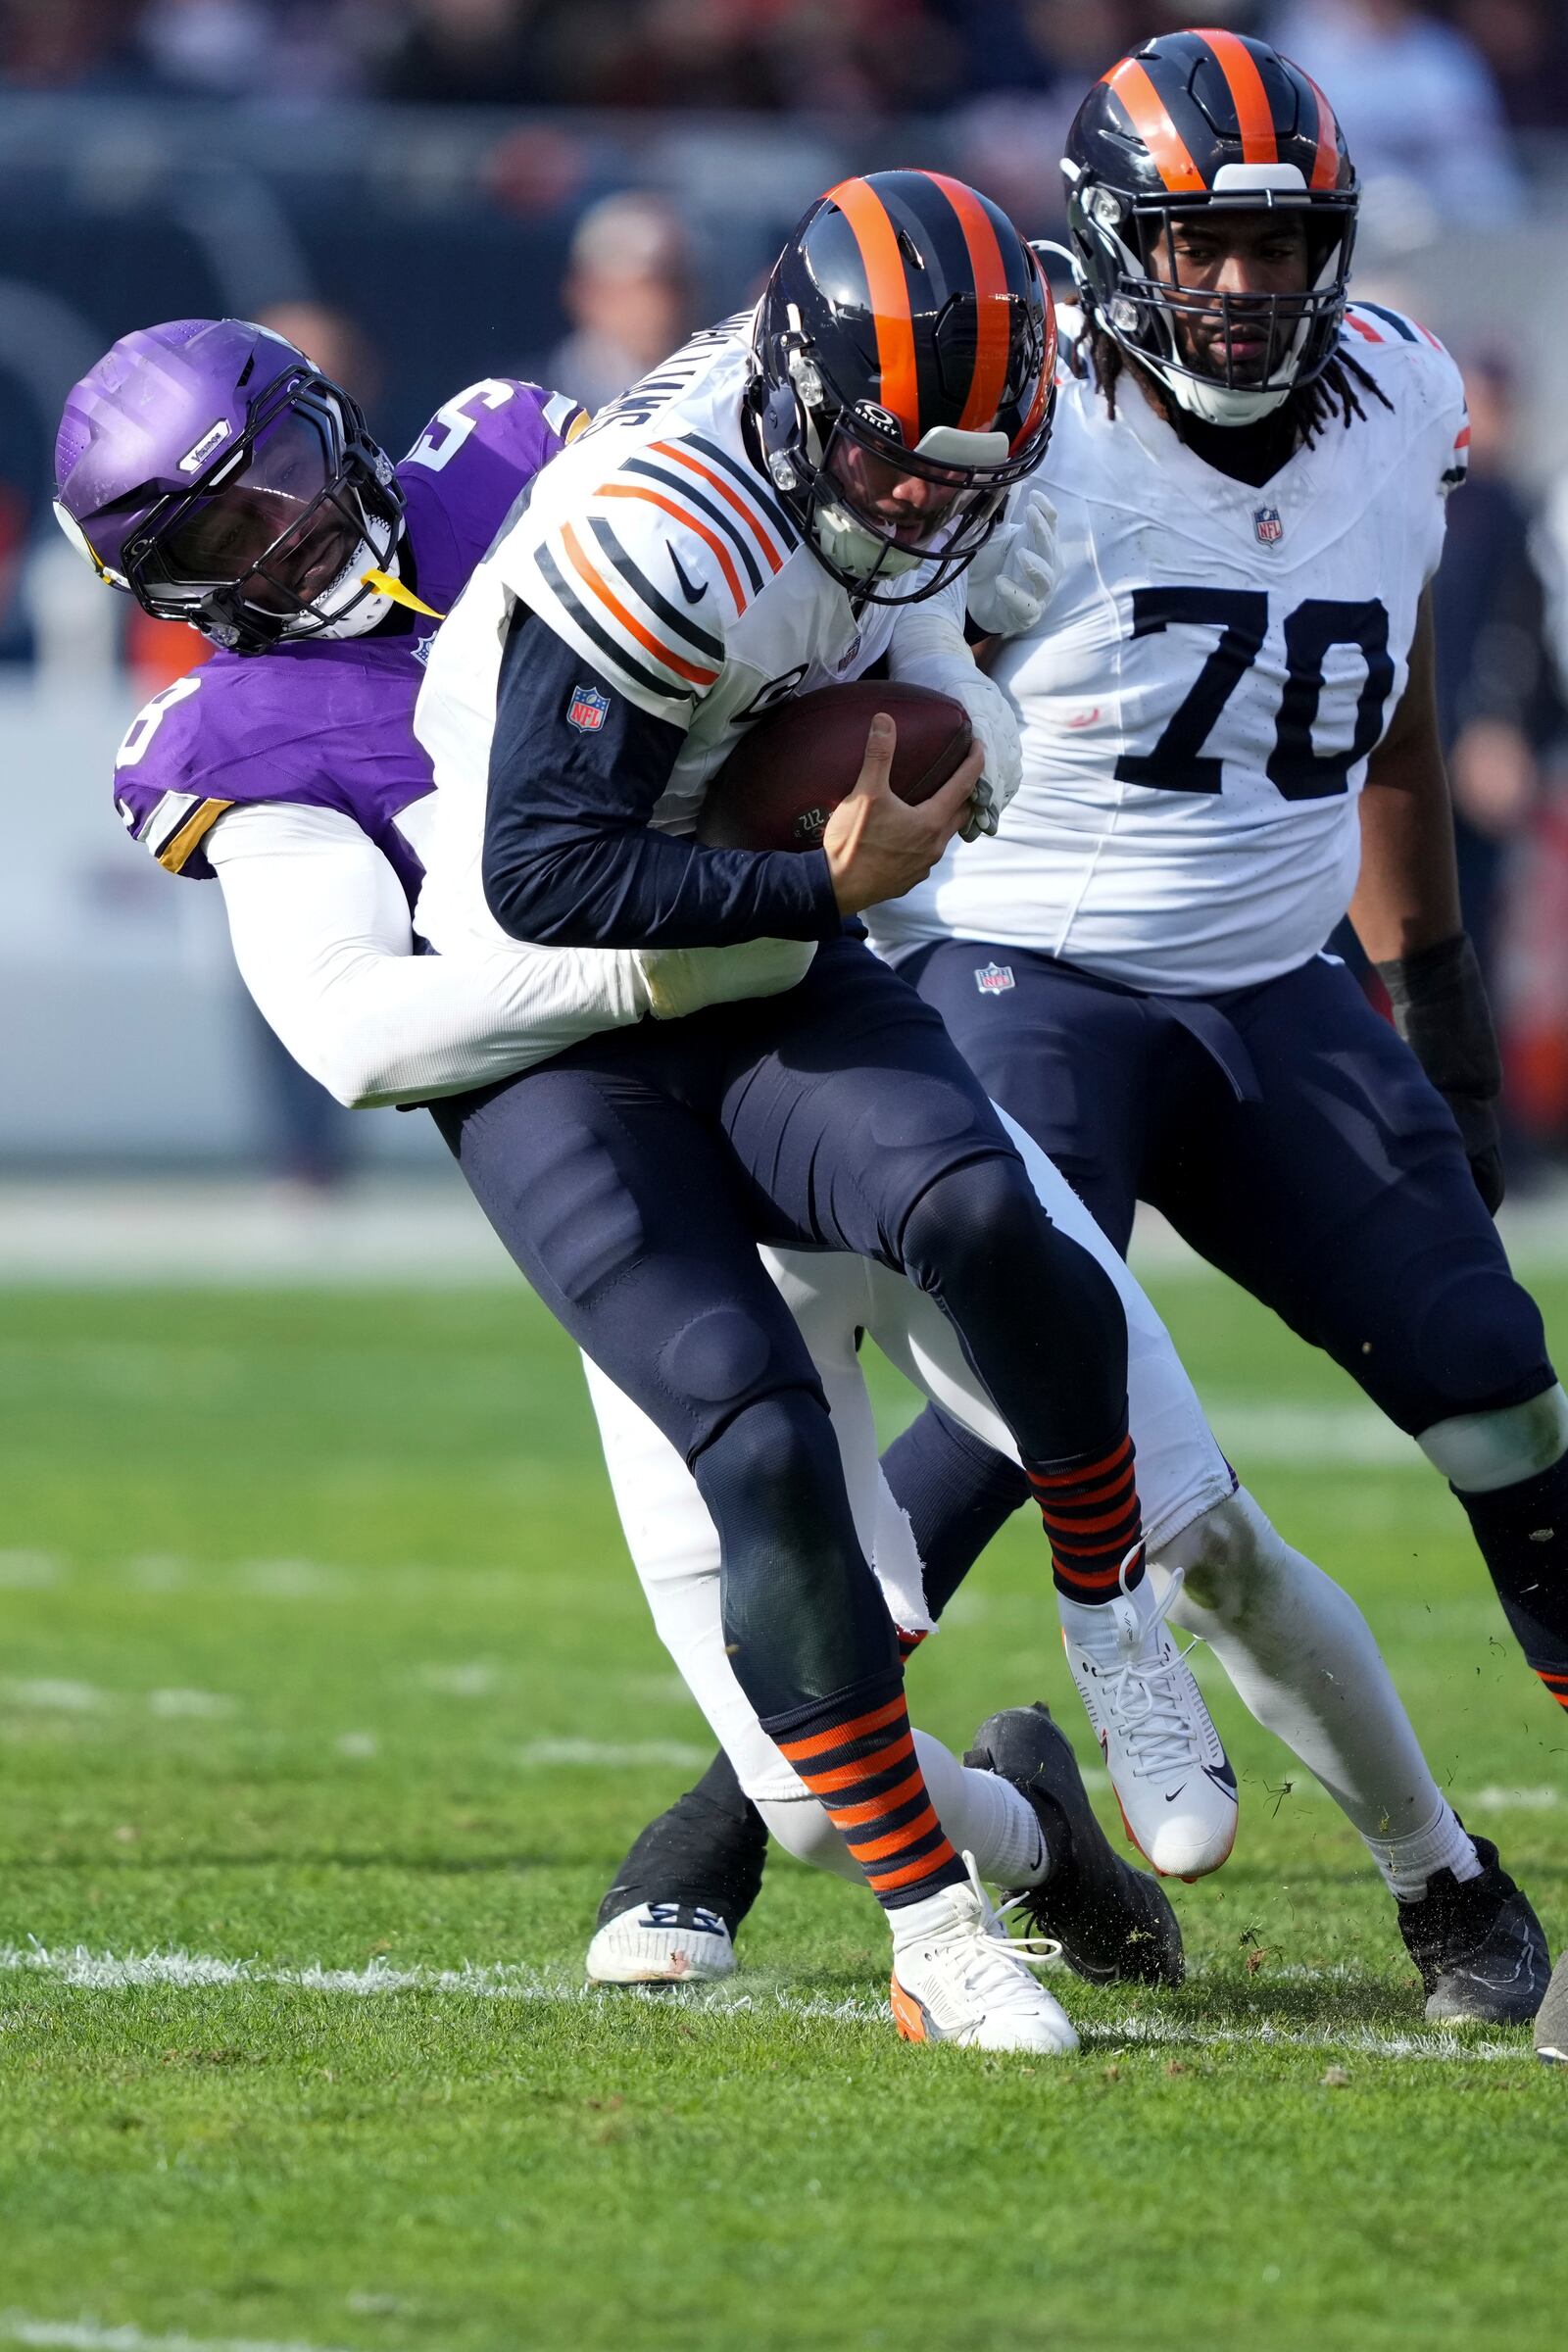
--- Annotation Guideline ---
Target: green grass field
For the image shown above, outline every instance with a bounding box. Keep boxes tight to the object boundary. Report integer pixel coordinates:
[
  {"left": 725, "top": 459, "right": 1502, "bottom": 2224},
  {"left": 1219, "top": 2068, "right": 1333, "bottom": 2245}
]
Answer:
[{"left": 2, "top": 1267, "right": 1566, "bottom": 2352}]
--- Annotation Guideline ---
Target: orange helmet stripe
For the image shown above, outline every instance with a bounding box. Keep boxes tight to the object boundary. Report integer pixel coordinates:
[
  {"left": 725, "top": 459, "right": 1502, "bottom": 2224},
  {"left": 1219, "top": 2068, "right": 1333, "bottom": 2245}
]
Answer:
[
  {"left": 824, "top": 175, "right": 920, "bottom": 442},
  {"left": 923, "top": 171, "right": 1011, "bottom": 432},
  {"left": 1195, "top": 27, "right": 1277, "bottom": 164},
  {"left": 1102, "top": 56, "right": 1205, "bottom": 194},
  {"left": 1304, "top": 72, "right": 1342, "bottom": 189}
]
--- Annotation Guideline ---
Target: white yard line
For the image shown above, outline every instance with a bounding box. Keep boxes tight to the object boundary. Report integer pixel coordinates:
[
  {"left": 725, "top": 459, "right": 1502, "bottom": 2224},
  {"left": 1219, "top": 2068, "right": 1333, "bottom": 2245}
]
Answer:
[
  {"left": 0, "top": 2320, "right": 357, "bottom": 2352},
  {"left": 0, "top": 1943, "right": 1531, "bottom": 2061}
]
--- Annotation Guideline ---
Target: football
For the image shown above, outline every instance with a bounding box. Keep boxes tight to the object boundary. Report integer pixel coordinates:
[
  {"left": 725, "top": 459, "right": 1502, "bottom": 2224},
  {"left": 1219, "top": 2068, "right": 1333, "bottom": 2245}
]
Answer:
[{"left": 696, "top": 678, "right": 972, "bottom": 853}]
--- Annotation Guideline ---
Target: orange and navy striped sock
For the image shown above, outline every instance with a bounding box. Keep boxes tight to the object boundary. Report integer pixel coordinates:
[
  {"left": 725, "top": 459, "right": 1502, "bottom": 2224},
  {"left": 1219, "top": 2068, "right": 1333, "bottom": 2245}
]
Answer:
[
  {"left": 1027, "top": 1418, "right": 1146, "bottom": 1603},
  {"left": 1535, "top": 1664, "right": 1568, "bottom": 1715},
  {"left": 1454, "top": 1451, "right": 1568, "bottom": 1716},
  {"left": 768, "top": 1670, "right": 966, "bottom": 1911}
]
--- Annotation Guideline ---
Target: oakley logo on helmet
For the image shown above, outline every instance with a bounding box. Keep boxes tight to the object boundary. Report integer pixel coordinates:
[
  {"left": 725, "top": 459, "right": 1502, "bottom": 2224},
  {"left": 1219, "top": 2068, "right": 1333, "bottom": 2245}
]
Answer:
[
  {"left": 853, "top": 400, "right": 904, "bottom": 442},
  {"left": 178, "top": 417, "right": 232, "bottom": 474}
]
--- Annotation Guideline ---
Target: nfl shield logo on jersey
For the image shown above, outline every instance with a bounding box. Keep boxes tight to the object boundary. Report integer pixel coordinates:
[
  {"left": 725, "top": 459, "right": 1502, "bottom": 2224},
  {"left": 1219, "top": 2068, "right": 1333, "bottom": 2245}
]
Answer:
[
  {"left": 974, "top": 961, "right": 1015, "bottom": 996},
  {"left": 1253, "top": 505, "right": 1284, "bottom": 546},
  {"left": 566, "top": 683, "right": 611, "bottom": 733}
]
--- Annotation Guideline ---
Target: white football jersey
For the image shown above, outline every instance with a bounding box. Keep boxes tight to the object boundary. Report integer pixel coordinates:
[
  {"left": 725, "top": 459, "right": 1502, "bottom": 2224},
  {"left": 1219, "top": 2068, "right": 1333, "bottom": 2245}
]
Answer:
[
  {"left": 869, "top": 305, "right": 1470, "bottom": 995},
  {"left": 415, "top": 312, "right": 929, "bottom": 954}
]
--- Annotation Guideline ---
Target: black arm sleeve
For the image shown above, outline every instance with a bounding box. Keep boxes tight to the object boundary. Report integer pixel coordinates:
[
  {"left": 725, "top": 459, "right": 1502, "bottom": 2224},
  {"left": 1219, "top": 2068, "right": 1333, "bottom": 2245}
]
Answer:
[{"left": 480, "top": 608, "right": 841, "bottom": 949}]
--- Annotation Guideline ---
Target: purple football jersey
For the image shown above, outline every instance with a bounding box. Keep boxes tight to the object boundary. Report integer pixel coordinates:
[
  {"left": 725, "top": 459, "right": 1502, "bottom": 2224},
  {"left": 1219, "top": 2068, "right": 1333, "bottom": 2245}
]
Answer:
[{"left": 112, "top": 379, "right": 585, "bottom": 905}]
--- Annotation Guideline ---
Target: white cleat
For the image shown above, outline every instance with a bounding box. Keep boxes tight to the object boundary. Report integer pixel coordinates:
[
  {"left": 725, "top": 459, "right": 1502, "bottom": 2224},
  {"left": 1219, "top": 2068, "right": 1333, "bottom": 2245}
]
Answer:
[
  {"left": 889, "top": 1856, "right": 1079, "bottom": 2054},
  {"left": 585, "top": 1901, "right": 736, "bottom": 1985},
  {"left": 1060, "top": 1560, "right": 1238, "bottom": 1882}
]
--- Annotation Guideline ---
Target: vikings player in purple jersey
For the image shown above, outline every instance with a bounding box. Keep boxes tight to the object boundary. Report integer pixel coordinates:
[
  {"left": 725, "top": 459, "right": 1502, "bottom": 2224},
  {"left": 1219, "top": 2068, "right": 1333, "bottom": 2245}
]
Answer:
[{"left": 59, "top": 320, "right": 818, "bottom": 1106}]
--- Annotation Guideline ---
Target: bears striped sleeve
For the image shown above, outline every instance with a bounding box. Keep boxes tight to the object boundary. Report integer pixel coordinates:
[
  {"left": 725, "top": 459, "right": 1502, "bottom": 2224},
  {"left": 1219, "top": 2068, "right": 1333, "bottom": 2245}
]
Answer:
[{"left": 511, "top": 430, "right": 801, "bottom": 723}]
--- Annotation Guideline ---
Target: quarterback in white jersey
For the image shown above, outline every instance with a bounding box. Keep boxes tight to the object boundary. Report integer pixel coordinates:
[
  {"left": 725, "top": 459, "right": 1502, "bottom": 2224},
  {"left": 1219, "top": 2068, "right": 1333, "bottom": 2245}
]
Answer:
[{"left": 607, "top": 35, "right": 1557, "bottom": 2025}]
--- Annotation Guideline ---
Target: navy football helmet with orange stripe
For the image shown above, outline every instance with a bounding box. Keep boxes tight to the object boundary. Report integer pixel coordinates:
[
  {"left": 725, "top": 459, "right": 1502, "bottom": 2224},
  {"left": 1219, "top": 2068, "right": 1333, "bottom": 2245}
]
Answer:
[
  {"left": 751, "top": 170, "right": 1056, "bottom": 604},
  {"left": 1064, "top": 28, "right": 1357, "bottom": 425}
]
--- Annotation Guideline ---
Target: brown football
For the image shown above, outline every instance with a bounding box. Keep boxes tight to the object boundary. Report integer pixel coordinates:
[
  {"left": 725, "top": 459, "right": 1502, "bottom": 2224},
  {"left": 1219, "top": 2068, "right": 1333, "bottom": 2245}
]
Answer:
[{"left": 696, "top": 679, "right": 972, "bottom": 853}]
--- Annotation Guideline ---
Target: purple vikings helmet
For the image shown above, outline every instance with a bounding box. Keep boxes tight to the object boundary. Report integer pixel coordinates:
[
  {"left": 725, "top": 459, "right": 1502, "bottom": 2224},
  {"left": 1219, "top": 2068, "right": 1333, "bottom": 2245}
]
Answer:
[{"left": 53, "top": 318, "right": 405, "bottom": 655}]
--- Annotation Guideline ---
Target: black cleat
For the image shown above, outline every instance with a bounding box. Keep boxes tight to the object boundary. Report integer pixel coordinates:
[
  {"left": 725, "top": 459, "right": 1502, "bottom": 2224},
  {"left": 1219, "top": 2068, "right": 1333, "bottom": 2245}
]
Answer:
[
  {"left": 964, "top": 1701, "right": 1184, "bottom": 1988},
  {"left": 587, "top": 1751, "right": 769, "bottom": 1983},
  {"left": 1534, "top": 1950, "right": 1568, "bottom": 2065},
  {"left": 1396, "top": 1834, "right": 1551, "bottom": 2026}
]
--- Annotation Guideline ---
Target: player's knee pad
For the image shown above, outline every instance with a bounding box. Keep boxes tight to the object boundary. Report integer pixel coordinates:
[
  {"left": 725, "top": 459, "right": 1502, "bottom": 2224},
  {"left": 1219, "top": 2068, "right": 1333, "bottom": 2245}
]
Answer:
[
  {"left": 1418, "top": 1383, "right": 1568, "bottom": 1494},
  {"left": 901, "top": 1150, "right": 1122, "bottom": 1330},
  {"left": 898, "top": 1149, "right": 1035, "bottom": 1287},
  {"left": 1402, "top": 1244, "right": 1552, "bottom": 1428},
  {"left": 692, "top": 1388, "right": 840, "bottom": 1541},
  {"left": 1157, "top": 1488, "right": 1290, "bottom": 1628}
]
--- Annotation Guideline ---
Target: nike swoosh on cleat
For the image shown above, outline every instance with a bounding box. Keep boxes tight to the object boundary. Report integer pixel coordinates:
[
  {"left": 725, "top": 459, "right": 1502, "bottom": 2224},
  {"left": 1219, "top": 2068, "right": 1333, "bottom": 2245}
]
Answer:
[
  {"left": 667, "top": 543, "right": 709, "bottom": 605},
  {"left": 1162, "top": 1787, "right": 1187, "bottom": 1803},
  {"left": 1203, "top": 1763, "right": 1238, "bottom": 1794}
]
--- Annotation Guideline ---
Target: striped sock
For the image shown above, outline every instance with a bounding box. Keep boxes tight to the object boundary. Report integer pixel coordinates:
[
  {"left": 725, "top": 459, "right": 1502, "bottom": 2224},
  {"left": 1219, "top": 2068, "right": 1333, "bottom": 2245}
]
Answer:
[
  {"left": 1454, "top": 1453, "right": 1568, "bottom": 1718},
  {"left": 768, "top": 1671, "right": 966, "bottom": 1912},
  {"left": 1532, "top": 1660, "right": 1568, "bottom": 1715},
  {"left": 1027, "top": 1421, "right": 1146, "bottom": 1603}
]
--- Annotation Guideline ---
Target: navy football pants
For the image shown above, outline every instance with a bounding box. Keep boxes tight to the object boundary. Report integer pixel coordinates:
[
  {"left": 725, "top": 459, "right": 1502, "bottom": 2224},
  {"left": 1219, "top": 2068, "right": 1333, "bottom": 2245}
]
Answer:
[
  {"left": 906, "top": 941, "right": 1554, "bottom": 1437},
  {"left": 430, "top": 936, "right": 1131, "bottom": 1720}
]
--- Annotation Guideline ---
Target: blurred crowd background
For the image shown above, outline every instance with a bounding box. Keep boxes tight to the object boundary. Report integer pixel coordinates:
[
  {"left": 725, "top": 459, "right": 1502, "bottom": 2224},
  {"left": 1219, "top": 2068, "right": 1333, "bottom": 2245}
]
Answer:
[{"left": 5, "top": 0, "right": 1568, "bottom": 1193}]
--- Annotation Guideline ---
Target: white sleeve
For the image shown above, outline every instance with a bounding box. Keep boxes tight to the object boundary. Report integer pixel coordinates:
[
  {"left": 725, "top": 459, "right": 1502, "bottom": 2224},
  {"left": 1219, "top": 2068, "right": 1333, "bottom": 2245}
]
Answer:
[{"left": 205, "top": 801, "right": 651, "bottom": 1108}]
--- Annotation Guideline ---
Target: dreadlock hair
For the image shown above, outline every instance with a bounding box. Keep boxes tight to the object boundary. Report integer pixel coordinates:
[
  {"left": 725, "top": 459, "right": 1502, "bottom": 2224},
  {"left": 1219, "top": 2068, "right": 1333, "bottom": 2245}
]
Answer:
[{"left": 1070, "top": 316, "right": 1392, "bottom": 447}]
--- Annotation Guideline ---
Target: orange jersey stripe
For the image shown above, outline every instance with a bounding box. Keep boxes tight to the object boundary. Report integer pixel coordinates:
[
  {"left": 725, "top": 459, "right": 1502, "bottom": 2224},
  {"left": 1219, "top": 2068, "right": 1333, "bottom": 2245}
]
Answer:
[
  {"left": 825, "top": 175, "right": 920, "bottom": 442},
  {"left": 598, "top": 482, "right": 746, "bottom": 612},
  {"left": 777, "top": 1691, "right": 908, "bottom": 1764},
  {"left": 652, "top": 442, "right": 785, "bottom": 574},
  {"left": 925, "top": 171, "right": 1012, "bottom": 432},
  {"left": 1197, "top": 27, "right": 1277, "bottom": 164},
  {"left": 559, "top": 521, "right": 717, "bottom": 688},
  {"left": 1102, "top": 58, "right": 1205, "bottom": 194},
  {"left": 792, "top": 1733, "right": 915, "bottom": 1798},
  {"left": 1304, "top": 73, "right": 1341, "bottom": 191}
]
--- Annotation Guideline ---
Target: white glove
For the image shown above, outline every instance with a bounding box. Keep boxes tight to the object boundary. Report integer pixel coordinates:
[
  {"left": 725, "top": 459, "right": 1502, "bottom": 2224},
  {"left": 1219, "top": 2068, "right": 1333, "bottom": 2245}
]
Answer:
[
  {"left": 636, "top": 938, "right": 816, "bottom": 1020},
  {"left": 964, "top": 490, "right": 1059, "bottom": 639},
  {"left": 888, "top": 577, "right": 1023, "bottom": 842},
  {"left": 888, "top": 647, "right": 1022, "bottom": 841}
]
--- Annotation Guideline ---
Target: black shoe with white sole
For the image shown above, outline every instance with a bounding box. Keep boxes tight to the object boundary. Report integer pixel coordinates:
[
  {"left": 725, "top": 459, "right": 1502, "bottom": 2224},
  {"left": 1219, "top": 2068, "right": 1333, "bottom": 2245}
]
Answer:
[
  {"left": 964, "top": 1701, "right": 1185, "bottom": 1989},
  {"left": 587, "top": 1751, "right": 768, "bottom": 1984},
  {"left": 1396, "top": 1833, "right": 1550, "bottom": 2026}
]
